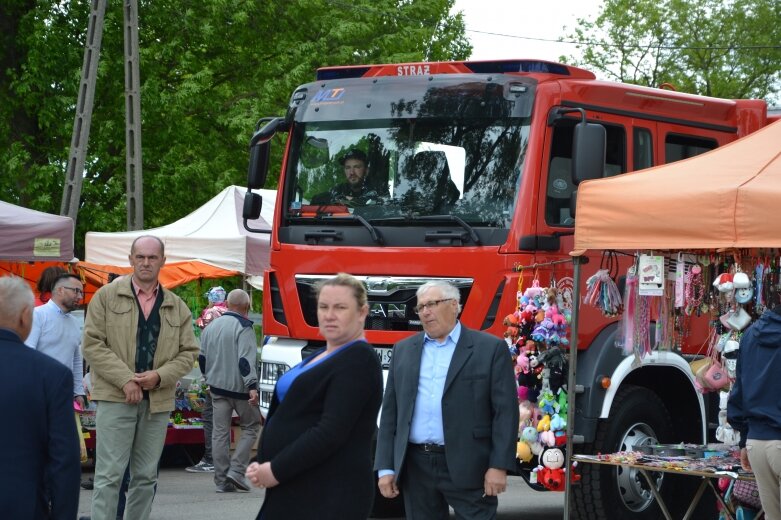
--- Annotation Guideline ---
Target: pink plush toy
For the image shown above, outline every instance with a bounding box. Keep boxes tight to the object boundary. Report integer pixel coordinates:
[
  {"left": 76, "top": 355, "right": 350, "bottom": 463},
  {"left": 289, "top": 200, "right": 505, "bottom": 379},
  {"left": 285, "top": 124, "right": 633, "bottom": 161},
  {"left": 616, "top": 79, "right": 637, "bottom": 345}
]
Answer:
[{"left": 519, "top": 400, "right": 534, "bottom": 423}]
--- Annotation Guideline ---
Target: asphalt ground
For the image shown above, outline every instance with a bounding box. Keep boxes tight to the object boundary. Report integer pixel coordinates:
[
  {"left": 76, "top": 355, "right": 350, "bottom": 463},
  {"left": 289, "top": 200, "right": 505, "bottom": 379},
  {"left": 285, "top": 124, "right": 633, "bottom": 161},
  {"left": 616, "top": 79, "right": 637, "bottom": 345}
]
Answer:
[{"left": 77, "top": 450, "right": 564, "bottom": 519}]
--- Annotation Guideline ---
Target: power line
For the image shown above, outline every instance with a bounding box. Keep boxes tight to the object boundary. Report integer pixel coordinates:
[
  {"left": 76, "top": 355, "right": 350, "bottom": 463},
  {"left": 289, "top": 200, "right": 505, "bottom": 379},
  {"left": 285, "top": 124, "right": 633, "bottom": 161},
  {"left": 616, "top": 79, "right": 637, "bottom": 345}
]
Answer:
[
  {"left": 323, "top": 0, "right": 781, "bottom": 53},
  {"left": 465, "top": 27, "right": 781, "bottom": 52}
]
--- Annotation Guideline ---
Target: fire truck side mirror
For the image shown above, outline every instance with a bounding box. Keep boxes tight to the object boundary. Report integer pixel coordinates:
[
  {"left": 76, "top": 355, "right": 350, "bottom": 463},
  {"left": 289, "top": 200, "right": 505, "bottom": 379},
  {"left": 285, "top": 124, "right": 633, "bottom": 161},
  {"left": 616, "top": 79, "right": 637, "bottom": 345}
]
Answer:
[
  {"left": 247, "top": 117, "right": 286, "bottom": 189},
  {"left": 572, "top": 121, "right": 606, "bottom": 185},
  {"left": 247, "top": 139, "right": 270, "bottom": 189},
  {"left": 243, "top": 192, "right": 262, "bottom": 220}
]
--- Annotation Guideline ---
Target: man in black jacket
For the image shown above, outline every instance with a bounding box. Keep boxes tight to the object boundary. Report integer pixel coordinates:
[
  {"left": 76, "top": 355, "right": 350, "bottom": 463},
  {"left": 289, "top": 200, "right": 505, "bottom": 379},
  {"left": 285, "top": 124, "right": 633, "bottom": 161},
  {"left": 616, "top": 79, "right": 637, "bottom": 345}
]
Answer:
[{"left": 375, "top": 280, "right": 518, "bottom": 519}]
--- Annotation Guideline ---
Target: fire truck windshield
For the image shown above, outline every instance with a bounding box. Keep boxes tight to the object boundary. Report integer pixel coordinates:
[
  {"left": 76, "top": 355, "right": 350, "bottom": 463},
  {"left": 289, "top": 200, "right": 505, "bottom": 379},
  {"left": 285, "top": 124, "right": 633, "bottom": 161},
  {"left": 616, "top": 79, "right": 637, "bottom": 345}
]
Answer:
[{"left": 285, "top": 116, "right": 530, "bottom": 231}]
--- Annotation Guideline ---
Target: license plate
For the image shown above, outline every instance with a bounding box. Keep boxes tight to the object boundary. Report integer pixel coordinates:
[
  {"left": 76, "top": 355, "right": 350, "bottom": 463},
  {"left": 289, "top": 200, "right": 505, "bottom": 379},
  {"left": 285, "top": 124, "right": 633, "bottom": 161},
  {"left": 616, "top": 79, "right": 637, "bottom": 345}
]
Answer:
[{"left": 375, "top": 347, "right": 393, "bottom": 368}]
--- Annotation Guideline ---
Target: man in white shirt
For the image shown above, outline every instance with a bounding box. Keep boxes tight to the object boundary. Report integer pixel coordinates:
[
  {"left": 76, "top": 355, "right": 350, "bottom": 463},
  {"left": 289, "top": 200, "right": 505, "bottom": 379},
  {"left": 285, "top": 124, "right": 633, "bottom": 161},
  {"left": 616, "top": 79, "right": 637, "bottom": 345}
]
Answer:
[{"left": 26, "top": 273, "right": 87, "bottom": 408}]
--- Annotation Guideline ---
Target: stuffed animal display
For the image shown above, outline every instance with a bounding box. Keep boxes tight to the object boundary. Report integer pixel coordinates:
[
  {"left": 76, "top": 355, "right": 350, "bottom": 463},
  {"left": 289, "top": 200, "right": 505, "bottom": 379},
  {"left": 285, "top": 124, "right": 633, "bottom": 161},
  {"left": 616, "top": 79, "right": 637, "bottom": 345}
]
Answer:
[{"left": 510, "top": 277, "right": 577, "bottom": 490}]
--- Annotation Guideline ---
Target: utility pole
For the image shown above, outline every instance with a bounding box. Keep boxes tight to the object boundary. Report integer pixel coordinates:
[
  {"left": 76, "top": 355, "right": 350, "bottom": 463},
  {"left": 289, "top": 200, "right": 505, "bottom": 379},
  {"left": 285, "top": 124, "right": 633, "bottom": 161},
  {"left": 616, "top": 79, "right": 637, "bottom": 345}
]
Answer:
[
  {"left": 61, "top": 0, "right": 107, "bottom": 225},
  {"left": 124, "top": 0, "right": 143, "bottom": 230},
  {"left": 61, "top": 0, "right": 144, "bottom": 231}
]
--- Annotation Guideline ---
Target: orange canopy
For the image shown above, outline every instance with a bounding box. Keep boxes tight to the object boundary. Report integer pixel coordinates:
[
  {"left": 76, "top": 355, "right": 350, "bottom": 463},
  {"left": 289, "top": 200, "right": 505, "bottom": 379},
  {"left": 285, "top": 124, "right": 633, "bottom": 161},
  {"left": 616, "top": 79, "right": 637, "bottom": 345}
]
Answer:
[
  {"left": 573, "top": 119, "right": 781, "bottom": 253},
  {"left": 77, "top": 260, "right": 239, "bottom": 293},
  {"left": 0, "top": 260, "right": 237, "bottom": 304}
]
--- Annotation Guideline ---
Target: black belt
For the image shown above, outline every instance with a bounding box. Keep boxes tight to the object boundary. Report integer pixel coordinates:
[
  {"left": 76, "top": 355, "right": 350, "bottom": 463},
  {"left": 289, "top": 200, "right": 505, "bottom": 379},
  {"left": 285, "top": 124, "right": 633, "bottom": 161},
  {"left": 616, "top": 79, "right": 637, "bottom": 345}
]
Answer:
[{"left": 409, "top": 442, "right": 445, "bottom": 453}]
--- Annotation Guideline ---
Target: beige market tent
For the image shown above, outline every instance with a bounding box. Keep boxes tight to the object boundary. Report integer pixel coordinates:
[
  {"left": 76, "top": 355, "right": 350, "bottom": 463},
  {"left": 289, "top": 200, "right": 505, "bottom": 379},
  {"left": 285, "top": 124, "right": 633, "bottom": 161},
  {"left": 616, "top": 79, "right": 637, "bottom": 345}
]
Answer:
[
  {"left": 81, "top": 186, "right": 275, "bottom": 289},
  {"left": 573, "top": 119, "right": 781, "bottom": 253}
]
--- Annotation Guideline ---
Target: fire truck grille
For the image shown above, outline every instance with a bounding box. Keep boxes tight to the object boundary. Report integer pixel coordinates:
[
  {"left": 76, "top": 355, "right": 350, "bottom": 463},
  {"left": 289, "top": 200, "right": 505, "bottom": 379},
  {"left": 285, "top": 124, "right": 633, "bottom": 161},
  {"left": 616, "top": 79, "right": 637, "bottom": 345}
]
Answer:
[{"left": 294, "top": 275, "right": 473, "bottom": 332}]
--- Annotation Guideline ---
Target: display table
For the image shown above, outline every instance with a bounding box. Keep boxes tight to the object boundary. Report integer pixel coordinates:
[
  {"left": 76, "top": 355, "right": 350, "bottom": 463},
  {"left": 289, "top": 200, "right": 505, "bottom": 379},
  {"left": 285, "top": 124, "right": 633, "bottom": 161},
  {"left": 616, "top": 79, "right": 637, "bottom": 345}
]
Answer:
[
  {"left": 82, "top": 411, "right": 206, "bottom": 451},
  {"left": 573, "top": 453, "right": 763, "bottom": 520}
]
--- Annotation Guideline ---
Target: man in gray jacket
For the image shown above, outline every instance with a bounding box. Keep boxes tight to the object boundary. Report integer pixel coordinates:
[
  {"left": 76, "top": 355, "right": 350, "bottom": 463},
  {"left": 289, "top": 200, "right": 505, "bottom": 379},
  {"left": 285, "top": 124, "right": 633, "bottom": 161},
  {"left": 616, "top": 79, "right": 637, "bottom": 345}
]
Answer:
[{"left": 199, "top": 289, "right": 260, "bottom": 493}]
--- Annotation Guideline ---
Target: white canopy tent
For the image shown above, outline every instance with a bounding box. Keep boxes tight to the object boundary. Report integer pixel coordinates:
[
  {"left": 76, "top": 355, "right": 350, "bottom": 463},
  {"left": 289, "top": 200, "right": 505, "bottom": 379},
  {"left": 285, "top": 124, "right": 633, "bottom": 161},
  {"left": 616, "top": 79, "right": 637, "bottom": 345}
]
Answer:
[{"left": 84, "top": 186, "right": 276, "bottom": 289}]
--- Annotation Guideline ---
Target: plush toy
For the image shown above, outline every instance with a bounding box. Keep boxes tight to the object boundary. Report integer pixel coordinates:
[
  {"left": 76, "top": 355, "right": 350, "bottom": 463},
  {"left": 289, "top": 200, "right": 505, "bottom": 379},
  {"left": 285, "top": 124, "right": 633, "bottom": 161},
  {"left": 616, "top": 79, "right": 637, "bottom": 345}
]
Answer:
[
  {"left": 536, "top": 447, "right": 566, "bottom": 491},
  {"left": 504, "top": 313, "right": 521, "bottom": 345},
  {"left": 519, "top": 400, "right": 534, "bottom": 424},
  {"left": 550, "top": 413, "right": 566, "bottom": 431},
  {"left": 556, "top": 388, "right": 568, "bottom": 416},
  {"left": 521, "top": 426, "right": 538, "bottom": 443},
  {"left": 554, "top": 430, "right": 567, "bottom": 446},
  {"left": 524, "top": 280, "right": 546, "bottom": 300},
  {"left": 517, "top": 385, "right": 529, "bottom": 401},
  {"left": 531, "top": 318, "right": 555, "bottom": 343},
  {"left": 539, "top": 430, "right": 556, "bottom": 447},
  {"left": 538, "top": 389, "right": 558, "bottom": 415},
  {"left": 516, "top": 350, "right": 529, "bottom": 376},
  {"left": 547, "top": 305, "right": 567, "bottom": 328},
  {"left": 537, "top": 414, "right": 552, "bottom": 432},
  {"left": 518, "top": 351, "right": 542, "bottom": 403},
  {"left": 516, "top": 441, "right": 533, "bottom": 462}
]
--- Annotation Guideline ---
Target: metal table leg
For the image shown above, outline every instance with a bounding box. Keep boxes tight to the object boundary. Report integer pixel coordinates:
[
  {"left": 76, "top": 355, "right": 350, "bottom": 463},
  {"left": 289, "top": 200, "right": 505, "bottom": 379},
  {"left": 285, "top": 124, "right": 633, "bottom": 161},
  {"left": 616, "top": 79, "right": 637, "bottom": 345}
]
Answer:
[
  {"left": 638, "top": 469, "right": 674, "bottom": 520},
  {"left": 708, "top": 479, "right": 736, "bottom": 520},
  {"left": 681, "top": 478, "right": 709, "bottom": 520}
]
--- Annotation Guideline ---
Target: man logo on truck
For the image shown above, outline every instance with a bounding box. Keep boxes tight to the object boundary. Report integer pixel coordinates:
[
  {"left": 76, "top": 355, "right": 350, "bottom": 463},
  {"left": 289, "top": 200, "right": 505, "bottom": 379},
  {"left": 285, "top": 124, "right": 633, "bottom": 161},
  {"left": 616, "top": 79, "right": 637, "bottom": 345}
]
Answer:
[{"left": 369, "top": 302, "right": 407, "bottom": 319}]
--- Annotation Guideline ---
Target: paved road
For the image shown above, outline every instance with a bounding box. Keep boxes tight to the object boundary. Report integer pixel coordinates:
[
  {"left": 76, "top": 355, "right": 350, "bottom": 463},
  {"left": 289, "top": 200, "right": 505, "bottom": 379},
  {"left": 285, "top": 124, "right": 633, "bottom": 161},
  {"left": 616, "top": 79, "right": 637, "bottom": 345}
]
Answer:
[{"left": 78, "top": 465, "right": 564, "bottom": 519}]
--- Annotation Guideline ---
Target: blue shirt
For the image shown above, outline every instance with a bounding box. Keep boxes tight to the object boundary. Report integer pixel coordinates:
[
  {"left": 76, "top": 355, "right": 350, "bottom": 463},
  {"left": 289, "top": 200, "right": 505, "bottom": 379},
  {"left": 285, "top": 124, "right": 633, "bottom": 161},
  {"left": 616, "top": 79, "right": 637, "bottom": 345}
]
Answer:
[
  {"left": 379, "top": 322, "right": 461, "bottom": 478},
  {"left": 275, "top": 339, "right": 364, "bottom": 402},
  {"left": 25, "top": 300, "right": 84, "bottom": 396}
]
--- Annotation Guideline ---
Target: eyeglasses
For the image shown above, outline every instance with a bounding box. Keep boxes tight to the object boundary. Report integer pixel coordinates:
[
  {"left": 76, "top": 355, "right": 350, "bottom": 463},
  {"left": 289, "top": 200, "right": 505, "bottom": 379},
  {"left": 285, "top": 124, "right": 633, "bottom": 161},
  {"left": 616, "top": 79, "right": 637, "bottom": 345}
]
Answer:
[
  {"left": 62, "top": 287, "right": 84, "bottom": 296},
  {"left": 413, "top": 298, "right": 454, "bottom": 314}
]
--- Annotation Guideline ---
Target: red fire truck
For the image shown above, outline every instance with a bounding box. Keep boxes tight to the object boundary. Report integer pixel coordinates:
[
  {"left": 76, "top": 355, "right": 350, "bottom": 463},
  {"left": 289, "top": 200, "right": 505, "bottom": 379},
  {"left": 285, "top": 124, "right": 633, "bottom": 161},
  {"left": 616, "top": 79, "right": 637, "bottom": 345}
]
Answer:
[{"left": 241, "top": 59, "right": 775, "bottom": 519}]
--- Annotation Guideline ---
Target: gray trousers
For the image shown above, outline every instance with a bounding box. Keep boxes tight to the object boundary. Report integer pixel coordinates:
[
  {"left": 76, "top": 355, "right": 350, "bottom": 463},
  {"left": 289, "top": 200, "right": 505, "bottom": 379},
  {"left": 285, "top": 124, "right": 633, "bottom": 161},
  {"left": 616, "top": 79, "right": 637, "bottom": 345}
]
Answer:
[
  {"left": 201, "top": 391, "right": 213, "bottom": 463},
  {"left": 212, "top": 393, "right": 261, "bottom": 487},
  {"left": 747, "top": 439, "right": 781, "bottom": 520},
  {"left": 92, "top": 400, "right": 168, "bottom": 520}
]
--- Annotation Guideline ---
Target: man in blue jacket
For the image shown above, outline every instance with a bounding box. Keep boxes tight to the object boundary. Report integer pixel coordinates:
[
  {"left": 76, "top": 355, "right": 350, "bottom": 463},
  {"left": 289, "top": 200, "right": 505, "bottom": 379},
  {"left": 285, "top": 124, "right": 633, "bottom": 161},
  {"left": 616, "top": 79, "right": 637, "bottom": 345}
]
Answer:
[
  {"left": 728, "top": 304, "right": 781, "bottom": 520},
  {"left": 0, "top": 275, "right": 80, "bottom": 518}
]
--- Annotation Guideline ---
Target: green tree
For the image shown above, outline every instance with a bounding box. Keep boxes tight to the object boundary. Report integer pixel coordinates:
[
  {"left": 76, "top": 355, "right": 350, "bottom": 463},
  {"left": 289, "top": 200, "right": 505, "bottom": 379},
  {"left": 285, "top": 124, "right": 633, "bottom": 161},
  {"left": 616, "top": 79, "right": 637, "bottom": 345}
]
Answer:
[
  {"left": 561, "top": 0, "right": 781, "bottom": 102},
  {"left": 1, "top": 0, "right": 470, "bottom": 257}
]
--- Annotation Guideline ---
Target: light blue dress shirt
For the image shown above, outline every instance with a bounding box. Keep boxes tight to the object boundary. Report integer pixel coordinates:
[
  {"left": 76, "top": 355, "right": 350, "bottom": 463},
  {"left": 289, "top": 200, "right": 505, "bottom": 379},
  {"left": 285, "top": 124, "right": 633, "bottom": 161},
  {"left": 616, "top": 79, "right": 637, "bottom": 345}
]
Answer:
[
  {"left": 379, "top": 322, "right": 461, "bottom": 478},
  {"left": 25, "top": 300, "right": 84, "bottom": 396}
]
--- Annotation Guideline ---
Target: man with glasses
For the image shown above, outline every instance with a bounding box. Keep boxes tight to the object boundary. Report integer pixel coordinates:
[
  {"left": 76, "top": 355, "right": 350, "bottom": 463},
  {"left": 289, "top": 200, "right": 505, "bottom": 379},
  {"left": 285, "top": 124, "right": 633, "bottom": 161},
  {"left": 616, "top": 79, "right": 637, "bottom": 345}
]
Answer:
[
  {"left": 375, "top": 280, "right": 518, "bottom": 519},
  {"left": 26, "top": 273, "right": 87, "bottom": 409}
]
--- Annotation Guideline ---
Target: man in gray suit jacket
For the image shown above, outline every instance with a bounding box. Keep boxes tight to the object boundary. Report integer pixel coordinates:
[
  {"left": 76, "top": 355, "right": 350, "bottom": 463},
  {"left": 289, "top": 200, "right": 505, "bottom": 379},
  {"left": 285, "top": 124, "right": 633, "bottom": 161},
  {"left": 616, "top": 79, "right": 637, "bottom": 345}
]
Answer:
[{"left": 375, "top": 280, "right": 519, "bottom": 519}]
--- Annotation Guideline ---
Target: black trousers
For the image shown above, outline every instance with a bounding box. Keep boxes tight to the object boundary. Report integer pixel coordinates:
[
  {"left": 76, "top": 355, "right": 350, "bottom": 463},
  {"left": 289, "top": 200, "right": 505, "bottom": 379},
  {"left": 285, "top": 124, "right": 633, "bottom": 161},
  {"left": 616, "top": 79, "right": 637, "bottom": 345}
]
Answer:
[{"left": 401, "top": 446, "right": 498, "bottom": 520}]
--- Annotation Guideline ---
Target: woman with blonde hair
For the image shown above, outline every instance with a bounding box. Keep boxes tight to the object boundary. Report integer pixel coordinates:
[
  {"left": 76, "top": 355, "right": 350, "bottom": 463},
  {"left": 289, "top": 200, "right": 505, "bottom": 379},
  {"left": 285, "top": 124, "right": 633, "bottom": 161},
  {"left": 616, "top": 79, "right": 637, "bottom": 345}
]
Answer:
[{"left": 246, "top": 273, "right": 382, "bottom": 519}]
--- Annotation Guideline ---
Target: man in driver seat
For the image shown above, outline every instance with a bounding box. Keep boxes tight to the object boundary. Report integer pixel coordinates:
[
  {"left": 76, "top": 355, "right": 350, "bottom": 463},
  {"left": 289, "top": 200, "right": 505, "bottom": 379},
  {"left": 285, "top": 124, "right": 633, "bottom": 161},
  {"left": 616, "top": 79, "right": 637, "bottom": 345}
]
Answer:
[{"left": 311, "top": 148, "right": 384, "bottom": 206}]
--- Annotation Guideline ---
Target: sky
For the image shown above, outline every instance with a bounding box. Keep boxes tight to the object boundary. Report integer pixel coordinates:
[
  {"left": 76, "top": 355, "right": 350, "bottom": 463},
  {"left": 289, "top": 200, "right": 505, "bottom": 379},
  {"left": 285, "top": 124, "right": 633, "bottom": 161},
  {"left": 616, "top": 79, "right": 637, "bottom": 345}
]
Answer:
[{"left": 450, "top": 0, "right": 604, "bottom": 63}]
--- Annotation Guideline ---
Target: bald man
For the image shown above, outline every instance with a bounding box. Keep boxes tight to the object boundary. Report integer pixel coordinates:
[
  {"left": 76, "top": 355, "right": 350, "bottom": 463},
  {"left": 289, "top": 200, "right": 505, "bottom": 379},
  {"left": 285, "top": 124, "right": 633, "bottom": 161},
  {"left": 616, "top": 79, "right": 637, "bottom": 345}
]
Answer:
[
  {"left": 199, "top": 289, "right": 260, "bottom": 493},
  {"left": 0, "top": 276, "right": 80, "bottom": 519},
  {"left": 83, "top": 235, "right": 199, "bottom": 520}
]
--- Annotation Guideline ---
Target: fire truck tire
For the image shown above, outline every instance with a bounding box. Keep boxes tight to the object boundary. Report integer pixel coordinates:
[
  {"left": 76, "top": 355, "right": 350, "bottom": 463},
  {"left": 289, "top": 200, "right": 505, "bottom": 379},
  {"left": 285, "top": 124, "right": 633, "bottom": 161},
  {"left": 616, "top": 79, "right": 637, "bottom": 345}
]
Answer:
[{"left": 572, "top": 385, "right": 673, "bottom": 520}]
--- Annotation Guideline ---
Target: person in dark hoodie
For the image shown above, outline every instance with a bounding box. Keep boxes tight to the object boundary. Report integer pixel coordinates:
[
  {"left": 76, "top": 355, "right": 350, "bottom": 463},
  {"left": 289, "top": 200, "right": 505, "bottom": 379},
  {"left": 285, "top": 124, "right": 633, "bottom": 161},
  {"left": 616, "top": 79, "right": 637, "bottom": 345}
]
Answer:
[
  {"left": 199, "top": 288, "right": 260, "bottom": 493},
  {"left": 728, "top": 303, "right": 781, "bottom": 520}
]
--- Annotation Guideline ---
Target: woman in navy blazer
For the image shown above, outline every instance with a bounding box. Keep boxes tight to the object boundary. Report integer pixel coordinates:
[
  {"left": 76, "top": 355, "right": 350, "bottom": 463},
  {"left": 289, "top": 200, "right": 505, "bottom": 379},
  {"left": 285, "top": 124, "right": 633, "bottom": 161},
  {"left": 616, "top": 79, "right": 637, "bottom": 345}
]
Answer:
[{"left": 246, "top": 273, "right": 382, "bottom": 520}]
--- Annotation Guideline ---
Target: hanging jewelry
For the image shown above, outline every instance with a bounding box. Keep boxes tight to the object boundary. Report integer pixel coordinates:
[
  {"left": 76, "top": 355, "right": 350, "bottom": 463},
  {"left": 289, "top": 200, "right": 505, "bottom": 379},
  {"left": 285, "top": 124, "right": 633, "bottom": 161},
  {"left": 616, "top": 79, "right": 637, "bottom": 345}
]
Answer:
[{"left": 685, "top": 264, "right": 705, "bottom": 316}]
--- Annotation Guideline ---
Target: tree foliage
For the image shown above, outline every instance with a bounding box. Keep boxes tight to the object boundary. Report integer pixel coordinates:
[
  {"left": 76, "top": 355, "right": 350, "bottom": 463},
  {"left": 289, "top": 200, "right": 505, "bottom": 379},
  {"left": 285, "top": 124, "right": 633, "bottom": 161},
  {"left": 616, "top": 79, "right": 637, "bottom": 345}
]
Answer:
[
  {"left": 0, "top": 0, "right": 470, "bottom": 256},
  {"left": 561, "top": 0, "right": 780, "bottom": 102}
]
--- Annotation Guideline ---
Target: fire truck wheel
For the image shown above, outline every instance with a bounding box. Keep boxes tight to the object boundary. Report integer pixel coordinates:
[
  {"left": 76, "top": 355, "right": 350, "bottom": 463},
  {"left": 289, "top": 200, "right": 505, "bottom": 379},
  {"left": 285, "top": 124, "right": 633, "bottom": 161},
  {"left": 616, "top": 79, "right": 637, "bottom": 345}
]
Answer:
[{"left": 572, "top": 384, "right": 673, "bottom": 520}]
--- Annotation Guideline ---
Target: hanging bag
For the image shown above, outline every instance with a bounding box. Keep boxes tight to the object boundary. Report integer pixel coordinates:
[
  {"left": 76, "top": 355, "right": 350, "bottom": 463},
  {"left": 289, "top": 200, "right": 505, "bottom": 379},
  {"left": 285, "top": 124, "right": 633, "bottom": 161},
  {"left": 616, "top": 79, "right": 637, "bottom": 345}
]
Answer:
[{"left": 694, "top": 331, "right": 730, "bottom": 393}]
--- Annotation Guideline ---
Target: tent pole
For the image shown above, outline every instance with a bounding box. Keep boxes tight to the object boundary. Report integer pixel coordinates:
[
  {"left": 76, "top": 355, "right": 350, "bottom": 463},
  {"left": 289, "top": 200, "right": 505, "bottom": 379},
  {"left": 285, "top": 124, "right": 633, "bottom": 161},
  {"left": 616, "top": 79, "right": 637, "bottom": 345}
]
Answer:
[{"left": 564, "top": 255, "right": 584, "bottom": 520}]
